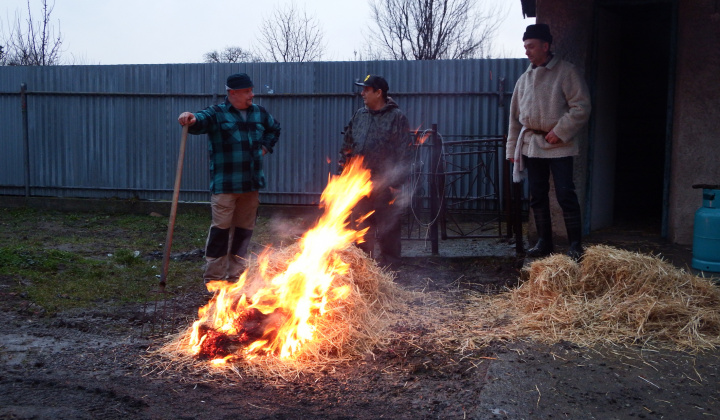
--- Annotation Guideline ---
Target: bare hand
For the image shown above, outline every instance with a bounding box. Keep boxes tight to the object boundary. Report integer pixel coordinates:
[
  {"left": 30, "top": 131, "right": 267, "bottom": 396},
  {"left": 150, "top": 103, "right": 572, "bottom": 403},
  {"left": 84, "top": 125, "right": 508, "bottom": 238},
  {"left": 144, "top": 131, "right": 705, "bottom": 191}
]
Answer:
[
  {"left": 178, "top": 112, "right": 196, "bottom": 126},
  {"left": 545, "top": 130, "right": 562, "bottom": 144}
]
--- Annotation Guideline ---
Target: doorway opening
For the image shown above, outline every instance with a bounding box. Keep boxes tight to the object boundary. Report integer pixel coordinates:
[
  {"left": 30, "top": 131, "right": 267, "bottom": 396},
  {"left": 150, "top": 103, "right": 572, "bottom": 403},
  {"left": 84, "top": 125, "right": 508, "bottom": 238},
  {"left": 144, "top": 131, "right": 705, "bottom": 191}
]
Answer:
[{"left": 590, "top": 2, "right": 674, "bottom": 235}]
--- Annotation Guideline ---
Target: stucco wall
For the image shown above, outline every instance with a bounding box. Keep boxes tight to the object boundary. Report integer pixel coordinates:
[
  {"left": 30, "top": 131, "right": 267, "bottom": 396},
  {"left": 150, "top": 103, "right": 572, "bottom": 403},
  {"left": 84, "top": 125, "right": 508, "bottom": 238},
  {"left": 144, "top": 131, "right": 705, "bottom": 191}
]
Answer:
[{"left": 669, "top": 2, "right": 720, "bottom": 244}]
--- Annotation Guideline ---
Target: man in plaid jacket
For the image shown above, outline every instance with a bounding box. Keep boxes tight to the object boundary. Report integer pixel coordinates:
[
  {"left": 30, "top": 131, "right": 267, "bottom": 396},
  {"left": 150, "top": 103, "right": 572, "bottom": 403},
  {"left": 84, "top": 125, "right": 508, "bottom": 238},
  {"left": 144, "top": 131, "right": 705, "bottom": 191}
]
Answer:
[{"left": 178, "top": 73, "right": 281, "bottom": 283}]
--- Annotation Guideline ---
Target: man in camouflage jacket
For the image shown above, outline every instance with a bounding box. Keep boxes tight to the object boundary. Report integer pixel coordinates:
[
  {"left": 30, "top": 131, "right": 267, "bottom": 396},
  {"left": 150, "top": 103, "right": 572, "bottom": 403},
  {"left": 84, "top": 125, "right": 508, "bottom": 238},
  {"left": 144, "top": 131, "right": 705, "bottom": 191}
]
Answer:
[{"left": 340, "top": 75, "right": 412, "bottom": 268}]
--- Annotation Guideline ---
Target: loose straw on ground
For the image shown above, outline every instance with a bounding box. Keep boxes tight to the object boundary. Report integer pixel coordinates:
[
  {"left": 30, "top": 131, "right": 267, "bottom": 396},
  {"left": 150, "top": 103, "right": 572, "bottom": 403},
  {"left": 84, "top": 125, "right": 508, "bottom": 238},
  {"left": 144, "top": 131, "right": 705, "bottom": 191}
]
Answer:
[{"left": 488, "top": 245, "right": 720, "bottom": 351}]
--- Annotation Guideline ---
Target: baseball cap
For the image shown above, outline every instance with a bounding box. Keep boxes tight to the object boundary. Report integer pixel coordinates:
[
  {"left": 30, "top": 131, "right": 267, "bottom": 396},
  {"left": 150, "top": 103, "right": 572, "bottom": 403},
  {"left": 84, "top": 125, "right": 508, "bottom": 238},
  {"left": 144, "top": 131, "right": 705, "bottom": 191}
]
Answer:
[{"left": 354, "top": 74, "right": 389, "bottom": 93}]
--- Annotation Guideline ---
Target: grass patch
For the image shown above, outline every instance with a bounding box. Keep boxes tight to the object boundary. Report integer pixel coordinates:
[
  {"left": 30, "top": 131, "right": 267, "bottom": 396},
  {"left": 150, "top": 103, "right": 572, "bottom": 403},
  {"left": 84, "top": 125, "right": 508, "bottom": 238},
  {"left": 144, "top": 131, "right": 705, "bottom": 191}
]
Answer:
[
  {"left": 0, "top": 207, "right": 208, "bottom": 254},
  {"left": 0, "top": 205, "right": 308, "bottom": 315},
  {"left": 0, "top": 207, "right": 214, "bottom": 315},
  {"left": 0, "top": 245, "right": 179, "bottom": 313}
]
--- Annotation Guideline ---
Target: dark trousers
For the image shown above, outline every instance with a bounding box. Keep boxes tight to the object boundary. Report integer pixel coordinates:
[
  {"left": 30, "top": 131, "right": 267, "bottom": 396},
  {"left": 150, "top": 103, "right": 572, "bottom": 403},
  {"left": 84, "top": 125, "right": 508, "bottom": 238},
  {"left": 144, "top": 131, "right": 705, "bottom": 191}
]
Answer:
[
  {"left": 525, "top": 156, "right": 582, "bottom": 243},
  {"left": 353, "top": 186, "right": 403, "bottom": 260},
  {"left": 525, "top": 156, "right": 581, "bottom": 215}
]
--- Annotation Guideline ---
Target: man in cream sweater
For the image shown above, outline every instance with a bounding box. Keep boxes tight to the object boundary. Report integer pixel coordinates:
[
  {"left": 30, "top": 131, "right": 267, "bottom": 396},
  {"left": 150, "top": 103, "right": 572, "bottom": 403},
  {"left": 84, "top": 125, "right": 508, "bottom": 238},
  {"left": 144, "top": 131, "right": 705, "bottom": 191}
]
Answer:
[{"left": 506, "top": 24, "right": 591, "bottom": 261}]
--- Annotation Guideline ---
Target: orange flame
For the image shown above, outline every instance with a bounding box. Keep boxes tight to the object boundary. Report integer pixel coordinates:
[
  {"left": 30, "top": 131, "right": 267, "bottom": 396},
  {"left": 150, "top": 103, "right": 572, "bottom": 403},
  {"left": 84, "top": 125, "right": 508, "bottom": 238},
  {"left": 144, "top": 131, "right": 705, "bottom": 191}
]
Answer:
[
  {"left": 187, "top": 157, "right": 373, "bottom": 362},
  {"left": 415, "top": 129, "right": 432, "bottom": 145}
]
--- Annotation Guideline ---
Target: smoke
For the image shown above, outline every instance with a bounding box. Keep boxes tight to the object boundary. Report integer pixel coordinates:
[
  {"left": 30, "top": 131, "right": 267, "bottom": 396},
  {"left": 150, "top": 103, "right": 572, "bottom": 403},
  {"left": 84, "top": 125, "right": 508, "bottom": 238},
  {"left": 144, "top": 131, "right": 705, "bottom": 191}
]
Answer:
[
  {"left": 267, "top": 213, "right": 315, "bottom": 247},
  {"left": 371, "top": 161, "right": 412, "bottom": 193}
]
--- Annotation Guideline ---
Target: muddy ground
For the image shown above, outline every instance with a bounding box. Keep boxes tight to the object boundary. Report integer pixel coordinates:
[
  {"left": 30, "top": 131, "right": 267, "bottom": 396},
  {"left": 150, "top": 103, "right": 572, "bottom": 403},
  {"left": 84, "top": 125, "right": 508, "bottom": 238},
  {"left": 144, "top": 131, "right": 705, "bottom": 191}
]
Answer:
[{"left": 1, "top": 216, "right": 719, "bottom": 419}]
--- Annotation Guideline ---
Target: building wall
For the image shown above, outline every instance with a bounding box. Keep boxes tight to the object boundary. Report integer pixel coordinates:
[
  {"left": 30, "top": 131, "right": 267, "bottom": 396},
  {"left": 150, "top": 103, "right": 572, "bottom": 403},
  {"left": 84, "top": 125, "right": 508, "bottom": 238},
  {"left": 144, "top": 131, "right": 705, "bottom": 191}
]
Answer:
[{"left": 669, "top": 1, "right": 720, "bottom": 244}]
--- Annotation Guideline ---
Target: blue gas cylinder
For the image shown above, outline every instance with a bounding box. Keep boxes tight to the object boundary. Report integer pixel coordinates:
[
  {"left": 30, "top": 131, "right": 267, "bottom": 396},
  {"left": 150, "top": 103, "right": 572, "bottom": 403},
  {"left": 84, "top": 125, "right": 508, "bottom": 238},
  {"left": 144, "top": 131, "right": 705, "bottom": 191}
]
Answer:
[{"left": 692, "top": 184, "right": 720, "bottom": 272}]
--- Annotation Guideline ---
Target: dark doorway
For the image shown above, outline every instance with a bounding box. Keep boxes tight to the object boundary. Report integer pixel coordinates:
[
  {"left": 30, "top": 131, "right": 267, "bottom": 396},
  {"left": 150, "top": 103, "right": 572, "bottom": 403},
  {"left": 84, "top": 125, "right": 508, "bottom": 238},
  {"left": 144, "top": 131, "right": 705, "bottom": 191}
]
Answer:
[
  {"left": 613, "top": 4, "right": 671, "bottom": 231},
  {"left": 591, "top": 2, "right": 673, "bottom": 234}
]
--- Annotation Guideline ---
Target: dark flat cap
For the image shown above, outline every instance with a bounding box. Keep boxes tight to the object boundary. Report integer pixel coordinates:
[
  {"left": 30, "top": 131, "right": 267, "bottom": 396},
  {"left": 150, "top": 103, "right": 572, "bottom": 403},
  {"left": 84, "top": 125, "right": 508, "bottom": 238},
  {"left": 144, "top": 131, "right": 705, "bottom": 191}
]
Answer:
[{"left": 226, "top": 73, "right": 253, "bottom": 90}]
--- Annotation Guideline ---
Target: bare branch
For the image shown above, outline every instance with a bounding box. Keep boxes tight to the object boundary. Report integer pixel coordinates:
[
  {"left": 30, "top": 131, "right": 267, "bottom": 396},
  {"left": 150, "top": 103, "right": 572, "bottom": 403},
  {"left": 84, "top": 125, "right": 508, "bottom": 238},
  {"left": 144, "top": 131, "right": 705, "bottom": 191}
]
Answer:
[
  {"left": 1, "top": 0, "right": 63, "bottom": 66},
  {"left": 257, "top": 2, "right": 326, "bottom": 62},
  {"left": 366, "top": 0, "right": 507, "bottom": 60}
]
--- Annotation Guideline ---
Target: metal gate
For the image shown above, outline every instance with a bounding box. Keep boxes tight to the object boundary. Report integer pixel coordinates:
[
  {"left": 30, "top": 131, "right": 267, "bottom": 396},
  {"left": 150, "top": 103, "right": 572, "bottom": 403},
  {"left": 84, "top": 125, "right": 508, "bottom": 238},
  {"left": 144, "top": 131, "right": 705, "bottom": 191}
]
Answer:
[{"left": 403, "top": 125, "right": 524, "bottom": 255}]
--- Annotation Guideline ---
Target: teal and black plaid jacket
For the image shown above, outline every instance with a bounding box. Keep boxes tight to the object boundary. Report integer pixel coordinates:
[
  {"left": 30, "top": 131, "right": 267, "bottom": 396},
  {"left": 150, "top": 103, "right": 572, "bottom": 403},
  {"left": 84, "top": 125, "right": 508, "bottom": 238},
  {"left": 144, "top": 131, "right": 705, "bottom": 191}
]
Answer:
[{"left": 189, "top": 99, "right": 281, "bottom": 194}]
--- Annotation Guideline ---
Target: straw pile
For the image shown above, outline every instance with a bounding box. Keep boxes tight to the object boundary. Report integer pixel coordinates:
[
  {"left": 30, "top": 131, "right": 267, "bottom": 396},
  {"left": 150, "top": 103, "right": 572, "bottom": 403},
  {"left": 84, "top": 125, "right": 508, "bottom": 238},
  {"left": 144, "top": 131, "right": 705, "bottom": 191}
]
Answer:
[
  {"left": 503, "top": 245, "right": 720, "bottom": 350},
  {"left": 277, "top": 243, "right": 402, "bottom": 361},
  {"left": 146, "top": 244, "right": 403, "bottom": 380}
]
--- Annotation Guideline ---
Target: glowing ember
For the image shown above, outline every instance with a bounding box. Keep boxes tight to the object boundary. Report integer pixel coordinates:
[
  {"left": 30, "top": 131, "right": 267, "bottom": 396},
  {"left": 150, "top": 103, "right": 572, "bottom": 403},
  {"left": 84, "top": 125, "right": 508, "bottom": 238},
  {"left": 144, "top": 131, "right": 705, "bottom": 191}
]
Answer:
[{"left": 186, "top": 157, "right": 373, "bottom": 362}]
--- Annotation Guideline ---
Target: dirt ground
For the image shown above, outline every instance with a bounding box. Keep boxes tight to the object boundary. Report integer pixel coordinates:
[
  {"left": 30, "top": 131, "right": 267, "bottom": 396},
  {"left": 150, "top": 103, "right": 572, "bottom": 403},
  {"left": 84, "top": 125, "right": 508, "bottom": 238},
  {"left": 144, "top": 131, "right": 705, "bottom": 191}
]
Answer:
[{"left": 1, "top": 213, "right": 719, "bottom": 419}]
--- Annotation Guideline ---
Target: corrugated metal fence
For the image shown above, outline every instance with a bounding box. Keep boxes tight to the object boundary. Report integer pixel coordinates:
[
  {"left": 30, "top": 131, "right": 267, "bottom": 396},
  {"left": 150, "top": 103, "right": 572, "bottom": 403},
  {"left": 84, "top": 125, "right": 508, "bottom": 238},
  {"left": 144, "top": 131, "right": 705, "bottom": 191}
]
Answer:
[{"left": 0, "top": 59, "right": 528, "bottom": 205}]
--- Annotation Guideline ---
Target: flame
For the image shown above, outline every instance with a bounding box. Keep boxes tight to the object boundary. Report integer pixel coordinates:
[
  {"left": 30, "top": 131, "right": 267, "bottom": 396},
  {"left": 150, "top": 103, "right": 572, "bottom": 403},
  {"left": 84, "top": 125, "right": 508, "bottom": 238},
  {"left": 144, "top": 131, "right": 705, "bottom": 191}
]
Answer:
[
  {"left": 186, "top": 157, "right": 373, "bottom": 362},
  {"left": 388, "top": 186, "right": 400, "bottom": 205},
  {"left": 415, "top": 129, "right": 432, "bottom": 145}
]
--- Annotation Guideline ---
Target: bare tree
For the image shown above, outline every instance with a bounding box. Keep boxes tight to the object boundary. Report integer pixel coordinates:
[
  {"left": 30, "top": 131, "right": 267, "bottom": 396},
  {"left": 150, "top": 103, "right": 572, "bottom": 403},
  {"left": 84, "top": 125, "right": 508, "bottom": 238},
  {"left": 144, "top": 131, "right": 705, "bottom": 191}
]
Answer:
[
  {"left": 203, "top": 46, "right": 259, "bottom": 63},
  {"left": 367, "top": 0, "right": 506, "bottom": 60},
  {"left": 1, "top": 0, "right": 63, "bottom": 65},
  {"left": 257, "top": 2, "right": 325, "bottom": 62}
]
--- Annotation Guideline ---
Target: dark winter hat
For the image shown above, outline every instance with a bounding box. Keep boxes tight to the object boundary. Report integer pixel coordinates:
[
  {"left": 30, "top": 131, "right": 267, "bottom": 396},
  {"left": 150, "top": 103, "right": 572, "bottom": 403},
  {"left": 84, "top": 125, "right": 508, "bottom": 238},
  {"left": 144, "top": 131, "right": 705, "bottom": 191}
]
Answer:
[
  {"left": 226, "top": 73, "right": 254, "bottom": 90},
  {"left": 354, "top": 74, "right": 389, "bottom": 93},
  {"left": 523, "top": 24, "right": 553, "bottom": 44}
]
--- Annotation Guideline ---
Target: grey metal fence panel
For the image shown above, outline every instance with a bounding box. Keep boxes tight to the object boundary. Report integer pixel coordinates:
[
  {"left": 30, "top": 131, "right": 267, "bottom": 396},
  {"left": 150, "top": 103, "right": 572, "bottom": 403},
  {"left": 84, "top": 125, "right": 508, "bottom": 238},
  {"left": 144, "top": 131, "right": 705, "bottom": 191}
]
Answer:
[{"left": 0, "top": 59, "right": 528, "bottom": 204}]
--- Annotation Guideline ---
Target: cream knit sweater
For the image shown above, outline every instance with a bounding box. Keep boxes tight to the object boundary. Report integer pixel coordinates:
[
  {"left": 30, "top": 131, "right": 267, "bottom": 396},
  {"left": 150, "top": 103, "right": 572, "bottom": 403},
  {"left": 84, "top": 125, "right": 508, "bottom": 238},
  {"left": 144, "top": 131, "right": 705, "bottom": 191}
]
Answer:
[{"left": 506, "top": 56, "right": 591, "bottom": 160}]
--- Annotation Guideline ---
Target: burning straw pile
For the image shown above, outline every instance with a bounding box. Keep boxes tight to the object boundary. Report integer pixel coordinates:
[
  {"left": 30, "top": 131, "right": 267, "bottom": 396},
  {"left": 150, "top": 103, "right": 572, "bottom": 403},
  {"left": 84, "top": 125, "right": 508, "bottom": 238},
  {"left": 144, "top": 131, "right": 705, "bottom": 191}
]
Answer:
[
  {"left": 500, "top": 245, "right": 720, "bottom": 350},
  {"left": 152, "top": 244, "right": 401, "bottom": 377}
]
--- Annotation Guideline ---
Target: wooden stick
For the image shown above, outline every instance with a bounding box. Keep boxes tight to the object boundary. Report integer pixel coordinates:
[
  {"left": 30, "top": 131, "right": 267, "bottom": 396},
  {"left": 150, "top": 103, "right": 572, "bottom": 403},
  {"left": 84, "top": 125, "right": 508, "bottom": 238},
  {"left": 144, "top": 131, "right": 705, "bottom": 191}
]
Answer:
[{"left": 160, "top": 125, "right": 189, "bottom": 291}]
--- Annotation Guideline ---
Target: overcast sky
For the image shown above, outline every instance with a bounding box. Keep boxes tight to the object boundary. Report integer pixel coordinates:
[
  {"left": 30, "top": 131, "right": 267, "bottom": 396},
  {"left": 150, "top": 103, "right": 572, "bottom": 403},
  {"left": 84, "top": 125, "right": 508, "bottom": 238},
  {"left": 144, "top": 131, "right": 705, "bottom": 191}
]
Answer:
[{"left": 1, "top": 0, "right": 534, "bottom": 65}]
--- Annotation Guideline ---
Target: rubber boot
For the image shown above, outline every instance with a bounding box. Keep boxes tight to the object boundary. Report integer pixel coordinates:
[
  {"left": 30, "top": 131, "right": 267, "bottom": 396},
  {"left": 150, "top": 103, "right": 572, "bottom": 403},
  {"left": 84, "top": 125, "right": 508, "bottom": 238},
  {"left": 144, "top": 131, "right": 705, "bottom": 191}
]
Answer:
[
  {"left": 358, "top": 229, "right": 376, "bottom": 259},
  {"left": 377, "top": 216, "right": 402, "bottom": 269},
  {"left": 228, "top": 228, "right": 253, "bottom": 281},
  {"left": 527, "top": 209, "right": 554, "bottom": 258},
  {"left": 564, "top": 212, "right": 584, "bottom": 262},
  {"left": 204, "top": 226, "right": 230, "bottom": 283}
]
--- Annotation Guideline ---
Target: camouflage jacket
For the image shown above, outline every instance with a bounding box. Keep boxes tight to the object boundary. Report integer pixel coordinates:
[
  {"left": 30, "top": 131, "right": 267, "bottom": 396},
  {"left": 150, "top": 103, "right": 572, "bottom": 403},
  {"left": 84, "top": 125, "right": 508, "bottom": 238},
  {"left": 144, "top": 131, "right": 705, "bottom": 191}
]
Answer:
[{"left": 340, "top": 98, "right": 412, "bottom": 188}]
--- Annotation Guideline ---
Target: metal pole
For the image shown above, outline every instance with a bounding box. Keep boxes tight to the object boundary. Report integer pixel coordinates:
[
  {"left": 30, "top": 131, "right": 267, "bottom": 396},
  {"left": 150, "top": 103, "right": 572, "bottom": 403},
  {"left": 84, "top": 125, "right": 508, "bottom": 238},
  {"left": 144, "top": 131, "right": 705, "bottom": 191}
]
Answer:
[
  {"left": 513, "top": 181, "right": 525, "bottom": 255},
  {"left": 503, "top": 157, "right": 513, "bottom": 237},
  {"left": 21, "top": 83, "right": 30, "bottom": 197},
  {"left": 498, "top": 77, "right": 507, "bottom": 235},
  {"left": 429, "top": 124, "right": 440, "bottom": 255}
]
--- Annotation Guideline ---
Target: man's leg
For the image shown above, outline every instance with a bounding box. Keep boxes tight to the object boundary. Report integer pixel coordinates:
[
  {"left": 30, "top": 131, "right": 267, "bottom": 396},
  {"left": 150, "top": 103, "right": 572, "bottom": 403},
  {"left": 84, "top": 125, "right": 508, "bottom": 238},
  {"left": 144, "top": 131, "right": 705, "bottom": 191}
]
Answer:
[
  {"left": 550, "top": 157, "right": 584, "bottom": 260},
  {"left": 525, "top": 157, "right": 554, "bottom": 257},
  {"left": 352, "top": 196, "right": 377, "bottom": 258},
  {"left": 227, "top": 191, "right": 260, "bottom": 281},
  {"left": 375, "top": 187, "right": 403, "bottom": 266},
  {"left": 204, "top": 194, "right": 235, "bottom": 283}
]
